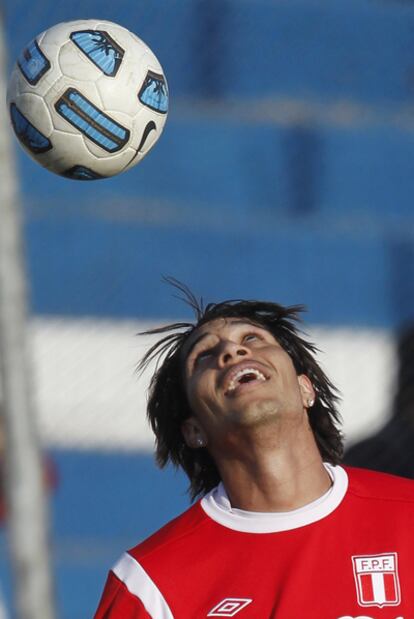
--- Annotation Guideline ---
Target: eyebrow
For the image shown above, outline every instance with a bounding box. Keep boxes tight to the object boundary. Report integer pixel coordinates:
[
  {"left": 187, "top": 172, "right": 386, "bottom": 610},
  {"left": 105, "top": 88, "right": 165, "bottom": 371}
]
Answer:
[{"left": 183, "top": 319, "right": 261, "bottom": 361}]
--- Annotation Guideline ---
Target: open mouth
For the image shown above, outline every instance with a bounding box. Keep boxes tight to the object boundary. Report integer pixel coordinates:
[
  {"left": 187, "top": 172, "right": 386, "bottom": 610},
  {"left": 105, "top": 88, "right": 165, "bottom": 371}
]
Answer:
[{"left": 225, "top": 367, "right": 268, "bottom": 395}]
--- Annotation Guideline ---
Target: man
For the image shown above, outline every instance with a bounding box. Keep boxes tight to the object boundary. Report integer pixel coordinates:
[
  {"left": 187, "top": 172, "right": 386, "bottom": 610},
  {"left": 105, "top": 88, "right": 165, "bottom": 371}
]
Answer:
[{"left": 94, "top": 291, "right": 414, "bottom": 619}]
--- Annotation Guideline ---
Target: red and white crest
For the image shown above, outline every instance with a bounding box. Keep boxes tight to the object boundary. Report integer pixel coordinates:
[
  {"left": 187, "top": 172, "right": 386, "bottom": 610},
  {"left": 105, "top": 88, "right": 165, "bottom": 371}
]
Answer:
[{"left": 352, "top": 553, "right": 401, "bottom": 608}]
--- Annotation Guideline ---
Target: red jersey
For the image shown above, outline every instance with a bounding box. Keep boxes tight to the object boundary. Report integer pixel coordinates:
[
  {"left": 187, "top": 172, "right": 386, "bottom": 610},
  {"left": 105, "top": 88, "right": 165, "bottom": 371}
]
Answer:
[{"left": 94, "top": 465, "right": 414, "bottom": 619}]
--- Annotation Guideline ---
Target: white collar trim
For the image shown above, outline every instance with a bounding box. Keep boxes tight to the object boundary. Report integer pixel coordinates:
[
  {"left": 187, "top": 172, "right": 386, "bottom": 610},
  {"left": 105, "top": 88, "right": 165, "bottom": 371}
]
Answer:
[{"left": 200, "top": 464, "right": 348, "bottom": 533}]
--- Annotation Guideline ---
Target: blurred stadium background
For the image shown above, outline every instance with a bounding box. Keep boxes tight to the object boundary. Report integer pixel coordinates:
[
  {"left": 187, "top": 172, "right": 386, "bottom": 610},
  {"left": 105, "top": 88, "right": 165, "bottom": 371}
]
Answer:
[{"left": 1, "top": 0, "right": 414, "bottom": 617}]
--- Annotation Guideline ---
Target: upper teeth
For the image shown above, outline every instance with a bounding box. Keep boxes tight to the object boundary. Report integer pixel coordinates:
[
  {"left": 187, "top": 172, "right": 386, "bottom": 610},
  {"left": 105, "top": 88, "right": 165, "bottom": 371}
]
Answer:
[{"left": 226, "top": 367, "right": 266, "bottom": 392}]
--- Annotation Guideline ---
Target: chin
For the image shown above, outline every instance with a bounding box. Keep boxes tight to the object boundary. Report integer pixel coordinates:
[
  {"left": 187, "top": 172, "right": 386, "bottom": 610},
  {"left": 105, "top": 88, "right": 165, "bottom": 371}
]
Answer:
[{"left": 230, "top": 400, "right": 279, "bottom": 427}]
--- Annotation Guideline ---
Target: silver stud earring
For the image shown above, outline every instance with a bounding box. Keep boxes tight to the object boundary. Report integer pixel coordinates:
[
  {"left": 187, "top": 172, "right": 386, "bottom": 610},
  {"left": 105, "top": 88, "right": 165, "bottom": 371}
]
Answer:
[
  {"left": 196, "top": 438, "right": 205, "bottom": 448},
  {"left": 307, "top": 398, "right": 315, "bottom": 408}
]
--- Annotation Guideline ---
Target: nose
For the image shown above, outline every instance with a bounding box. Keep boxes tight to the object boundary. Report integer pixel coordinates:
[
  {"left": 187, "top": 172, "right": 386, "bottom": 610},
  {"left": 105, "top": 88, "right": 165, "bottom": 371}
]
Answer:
[{"left": 217, "top": 340, "right": 250, "bottom": 367}]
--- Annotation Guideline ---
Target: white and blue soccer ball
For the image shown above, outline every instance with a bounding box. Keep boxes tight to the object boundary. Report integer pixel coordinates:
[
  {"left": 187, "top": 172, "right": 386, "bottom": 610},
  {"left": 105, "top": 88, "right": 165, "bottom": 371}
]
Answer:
[{"left": 7, "top": 19, "right": 168, "bottom": 180}]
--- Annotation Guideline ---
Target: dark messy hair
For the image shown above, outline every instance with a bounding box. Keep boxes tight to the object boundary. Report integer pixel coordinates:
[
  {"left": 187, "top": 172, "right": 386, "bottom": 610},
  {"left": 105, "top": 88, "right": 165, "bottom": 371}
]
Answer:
[{"left": 138, "top": 281, "right": 343, "bottom": 501}]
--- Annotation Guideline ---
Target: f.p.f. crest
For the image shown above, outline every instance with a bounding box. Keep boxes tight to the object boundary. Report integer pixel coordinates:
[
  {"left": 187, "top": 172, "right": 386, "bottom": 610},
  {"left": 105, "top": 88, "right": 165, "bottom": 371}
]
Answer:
[{"left": 352, "top": 553, "right": 401, "bottom": 608}]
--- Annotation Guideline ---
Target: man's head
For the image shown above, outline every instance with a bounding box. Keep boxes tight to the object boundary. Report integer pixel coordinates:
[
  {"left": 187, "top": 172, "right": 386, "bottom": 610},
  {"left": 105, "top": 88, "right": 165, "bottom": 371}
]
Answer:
[
  {"left": 181, "top": 316, "right": 317, "bottom": 458},
  {"left": 139, "top": 285, "right": 343, "bottom": 499}
]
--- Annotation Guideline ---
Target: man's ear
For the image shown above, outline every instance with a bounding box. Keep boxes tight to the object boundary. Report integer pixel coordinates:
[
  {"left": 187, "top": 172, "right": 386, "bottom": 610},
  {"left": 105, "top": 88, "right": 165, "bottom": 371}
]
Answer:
[
  {"left": 181, "top": 416, "right": 208, "bottom": 449},
  {"left": 298, "top": 374, "right": 316, "bottom": 409}
]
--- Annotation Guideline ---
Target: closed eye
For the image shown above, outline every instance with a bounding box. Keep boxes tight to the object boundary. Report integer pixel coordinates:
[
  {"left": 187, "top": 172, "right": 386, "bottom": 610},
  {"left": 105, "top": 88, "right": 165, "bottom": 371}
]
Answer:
[
  {"left": 194, "top": 348, "right": 214, "bottom": 365},
  {"left": 242, "top": 333, "right": 262, "bottom": 343}
]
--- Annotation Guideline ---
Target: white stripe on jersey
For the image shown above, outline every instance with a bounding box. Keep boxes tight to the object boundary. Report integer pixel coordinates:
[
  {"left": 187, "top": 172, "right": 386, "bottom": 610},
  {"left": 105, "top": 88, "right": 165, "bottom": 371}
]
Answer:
[
  {"left": 112, "top": 552, "right": 174, "bottom": 619},
  {"left": 371, "top": 573, "right": 387, "bottom": 605}
]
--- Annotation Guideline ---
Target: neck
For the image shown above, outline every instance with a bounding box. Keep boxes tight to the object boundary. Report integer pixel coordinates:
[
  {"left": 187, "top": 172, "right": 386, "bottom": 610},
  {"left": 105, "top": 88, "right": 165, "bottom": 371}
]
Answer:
[{"left": 213, "top": 419, "right": 332, "bottom": 512}]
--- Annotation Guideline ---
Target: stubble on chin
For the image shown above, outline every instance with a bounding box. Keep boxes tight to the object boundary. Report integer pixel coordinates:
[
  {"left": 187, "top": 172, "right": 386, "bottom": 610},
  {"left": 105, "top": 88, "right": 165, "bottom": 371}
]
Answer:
[{"left": 227, "top": 397, "right": 282, "bottom": 428}]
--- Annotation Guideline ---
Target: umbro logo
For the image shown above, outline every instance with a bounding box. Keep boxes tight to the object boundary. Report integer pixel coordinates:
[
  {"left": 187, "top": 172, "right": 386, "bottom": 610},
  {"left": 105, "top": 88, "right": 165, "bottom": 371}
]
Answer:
[{"left": 207, "top": 598, "right": 253, "bottom": 616}]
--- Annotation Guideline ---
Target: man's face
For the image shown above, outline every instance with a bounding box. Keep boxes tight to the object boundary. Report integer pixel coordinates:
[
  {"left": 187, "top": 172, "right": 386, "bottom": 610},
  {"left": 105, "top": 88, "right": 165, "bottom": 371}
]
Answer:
[{"left": 181, "top": 317, "right": 314, "bottom": 449}]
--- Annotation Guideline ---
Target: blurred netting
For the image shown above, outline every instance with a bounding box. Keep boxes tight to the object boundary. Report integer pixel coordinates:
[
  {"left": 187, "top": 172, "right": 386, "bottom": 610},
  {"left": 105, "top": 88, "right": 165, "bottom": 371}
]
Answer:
[{"left": 2, "top": 1, "right": 414, "bottom": 617}]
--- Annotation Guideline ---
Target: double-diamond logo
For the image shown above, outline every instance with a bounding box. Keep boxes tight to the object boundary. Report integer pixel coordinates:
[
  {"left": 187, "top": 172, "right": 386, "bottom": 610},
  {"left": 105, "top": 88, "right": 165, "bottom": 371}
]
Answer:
[{"left": 207, "top": 598, "right": 252, "bottom": 616}]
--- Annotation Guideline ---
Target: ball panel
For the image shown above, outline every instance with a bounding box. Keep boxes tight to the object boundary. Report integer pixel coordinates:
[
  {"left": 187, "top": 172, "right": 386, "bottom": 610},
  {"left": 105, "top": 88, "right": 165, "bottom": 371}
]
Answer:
[
  {"left": 138, "top": 70, "right": 168, "bottom": 114},
  {"left": 9, "top": 103, "right": 52, "bottom": 154},
  {"left": 17, "top": 39, "right": 51, "bottom": 86},
  {"left": 40, "top": 21, "right": 73, "bottom": 48},
  {"left": 10, "top": 91, "right": 54, "bottom": 136},
  {"left": 45, "top": 129, "right": 138, "bottom": 177},
  {"left": 54, "top": 88, "right": 130, "bottom": 153},
  {"left": 45, "top": 76, "right": 102, "bottom": 132},
  {"left": 119, "top": 147, "right": 147, "bottom": 173},
  {"left": 38, "top": 23, "right": 70, "bottom": 74},
  {"left": 58, "top": 39, "right": 103, "bottom": 83},
  {"left": 38, "top": 125, "right": 138, "bottom": 178},
  {"left": 63, "top": 165, "right": 105, "bottom": 180},
  {"left": 35, "top": 131, "right": 86, "bottom": 173},
  {"left": 70, "top": 30, "right": 124, "bottom": 77},
  {"left": 95, "top": 73, "right": 139, "bottom": 117}
]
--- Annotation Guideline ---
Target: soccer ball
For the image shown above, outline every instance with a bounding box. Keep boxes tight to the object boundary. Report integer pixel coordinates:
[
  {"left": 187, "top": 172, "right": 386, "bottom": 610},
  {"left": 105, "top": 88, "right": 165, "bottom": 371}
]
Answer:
[{"left": 7, "top": 19, "right": 168, "bottom": 180}]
